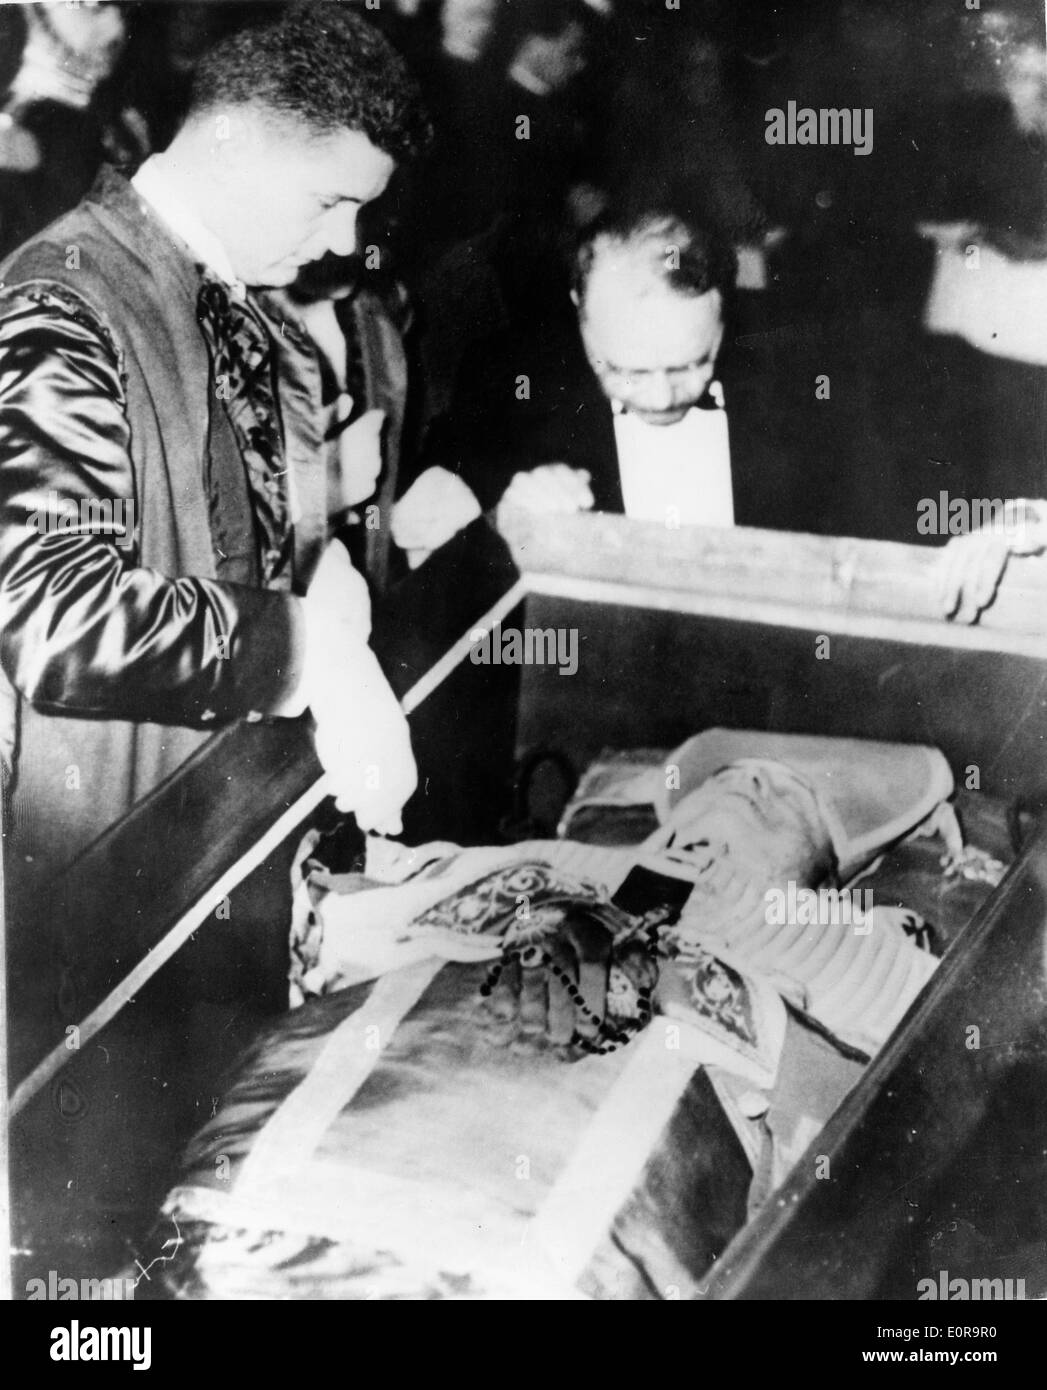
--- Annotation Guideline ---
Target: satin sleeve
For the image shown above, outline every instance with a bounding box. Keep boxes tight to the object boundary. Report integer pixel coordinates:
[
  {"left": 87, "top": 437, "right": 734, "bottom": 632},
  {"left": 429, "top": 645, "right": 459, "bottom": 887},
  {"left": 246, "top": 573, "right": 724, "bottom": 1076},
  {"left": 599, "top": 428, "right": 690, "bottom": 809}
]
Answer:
[{"left": 0, "top": 283, "right": 306, "bottom": 724}]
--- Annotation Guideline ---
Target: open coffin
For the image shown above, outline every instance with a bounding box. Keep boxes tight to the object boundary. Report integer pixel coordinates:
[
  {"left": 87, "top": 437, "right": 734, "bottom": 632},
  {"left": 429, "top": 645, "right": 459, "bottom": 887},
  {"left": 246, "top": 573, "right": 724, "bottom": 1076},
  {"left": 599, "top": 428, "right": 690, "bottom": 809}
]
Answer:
[{"left": 8, "top": 514, "right": 1047, "bottom": 1299}]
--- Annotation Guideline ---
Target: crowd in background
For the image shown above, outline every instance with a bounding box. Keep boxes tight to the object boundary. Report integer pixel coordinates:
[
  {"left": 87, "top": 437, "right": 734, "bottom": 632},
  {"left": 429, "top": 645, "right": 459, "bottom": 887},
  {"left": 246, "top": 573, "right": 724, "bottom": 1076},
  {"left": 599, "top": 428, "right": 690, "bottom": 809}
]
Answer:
[{"left": 1, "top": 0, "right": 1045, "bottom": 544}]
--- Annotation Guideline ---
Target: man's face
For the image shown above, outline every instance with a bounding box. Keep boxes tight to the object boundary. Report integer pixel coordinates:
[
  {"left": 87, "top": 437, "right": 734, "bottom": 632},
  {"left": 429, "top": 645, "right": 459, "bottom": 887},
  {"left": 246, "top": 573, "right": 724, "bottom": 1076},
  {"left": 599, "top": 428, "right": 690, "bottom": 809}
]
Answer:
[
  {"left": 578, "top": 256, "right": 725, "bottom": 426},
  {"left": 213, "top": 122, "right": 395, "bottom": 288}
]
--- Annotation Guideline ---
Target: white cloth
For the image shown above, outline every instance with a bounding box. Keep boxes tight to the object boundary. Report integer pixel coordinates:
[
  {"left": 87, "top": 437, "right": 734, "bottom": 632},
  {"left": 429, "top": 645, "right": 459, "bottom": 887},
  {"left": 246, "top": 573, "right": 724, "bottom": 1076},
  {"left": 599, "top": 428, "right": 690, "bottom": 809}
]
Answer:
[
  {"left": 132, "top": 155, "right": 245, "bottom": 297},
  {"left": 613, "top": 390, "right": 734, "bottom": 527}
]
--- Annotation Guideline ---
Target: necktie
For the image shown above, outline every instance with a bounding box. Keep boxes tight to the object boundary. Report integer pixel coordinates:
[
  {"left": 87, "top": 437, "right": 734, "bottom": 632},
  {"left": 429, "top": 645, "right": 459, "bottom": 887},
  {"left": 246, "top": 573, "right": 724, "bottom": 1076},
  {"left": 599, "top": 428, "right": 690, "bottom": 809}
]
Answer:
[{"left": 196, "top": 277, "right": 293, "bottom": 588}]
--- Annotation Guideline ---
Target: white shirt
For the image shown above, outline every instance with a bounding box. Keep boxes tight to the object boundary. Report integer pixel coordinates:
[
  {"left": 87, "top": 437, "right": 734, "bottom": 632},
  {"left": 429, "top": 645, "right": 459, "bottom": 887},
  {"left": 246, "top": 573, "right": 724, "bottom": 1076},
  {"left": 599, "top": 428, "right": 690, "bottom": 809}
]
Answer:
[{"left": 613, "top": 383, "right": 734, "bottom": 527}]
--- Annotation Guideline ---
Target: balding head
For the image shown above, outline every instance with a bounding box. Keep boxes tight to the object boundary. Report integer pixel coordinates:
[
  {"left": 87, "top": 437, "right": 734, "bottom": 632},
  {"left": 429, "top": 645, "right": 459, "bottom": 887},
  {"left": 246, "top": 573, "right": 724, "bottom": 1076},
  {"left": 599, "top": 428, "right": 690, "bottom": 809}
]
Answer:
[{"left": 572, "top": 212, "right": 735, "bottom": 425}]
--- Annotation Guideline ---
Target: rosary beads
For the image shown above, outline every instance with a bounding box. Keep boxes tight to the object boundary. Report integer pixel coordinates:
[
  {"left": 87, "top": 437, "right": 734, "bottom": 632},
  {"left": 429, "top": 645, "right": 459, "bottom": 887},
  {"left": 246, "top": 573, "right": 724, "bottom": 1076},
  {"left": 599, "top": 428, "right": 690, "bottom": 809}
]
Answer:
[{"left": 479, "top": 919, "right": 662, "bottom": 1056}]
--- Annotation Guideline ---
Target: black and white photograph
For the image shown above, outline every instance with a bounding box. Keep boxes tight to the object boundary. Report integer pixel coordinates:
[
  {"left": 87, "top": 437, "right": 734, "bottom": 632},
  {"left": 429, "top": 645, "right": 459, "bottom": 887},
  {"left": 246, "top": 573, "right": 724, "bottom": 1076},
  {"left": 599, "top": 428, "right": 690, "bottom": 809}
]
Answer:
[{"left": 0, "top": 0, "right": 1044, "bottom": 1341}]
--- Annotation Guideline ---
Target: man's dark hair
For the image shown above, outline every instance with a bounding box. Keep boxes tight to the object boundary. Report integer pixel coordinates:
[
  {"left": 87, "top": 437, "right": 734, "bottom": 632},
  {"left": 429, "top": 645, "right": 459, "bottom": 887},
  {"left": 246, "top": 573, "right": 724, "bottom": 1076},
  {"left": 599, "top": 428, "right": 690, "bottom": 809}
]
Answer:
[
  {"left": 572, "top": 206, "right": 737, "bottom": 304},
  {"left": 187, "top": 2, "right": 431, "bottom": 162}
]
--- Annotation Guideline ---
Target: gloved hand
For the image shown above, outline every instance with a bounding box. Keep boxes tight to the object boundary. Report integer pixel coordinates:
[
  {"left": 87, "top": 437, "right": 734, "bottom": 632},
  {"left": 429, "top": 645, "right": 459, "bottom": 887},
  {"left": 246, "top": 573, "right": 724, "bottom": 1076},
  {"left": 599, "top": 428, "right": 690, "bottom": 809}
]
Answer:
[
  {"left": 311, "top": 642, "right": 417, "bottom": 835},
  {"left": 391, "top": 466, "right": 481, "bottom": 569},
  {"left": 305, "top": 533, "right": 373, "bottom": 640},
  {"left": 297, "top": 539, "right": 417, "bottom": 835}
]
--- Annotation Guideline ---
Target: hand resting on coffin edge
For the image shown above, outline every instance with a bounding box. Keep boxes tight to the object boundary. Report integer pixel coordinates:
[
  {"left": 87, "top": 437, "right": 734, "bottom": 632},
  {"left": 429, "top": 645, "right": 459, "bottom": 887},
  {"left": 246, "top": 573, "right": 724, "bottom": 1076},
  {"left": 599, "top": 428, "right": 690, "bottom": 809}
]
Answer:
[{"left": 938, "top": 497, "right": 1047, "bottom": 624}]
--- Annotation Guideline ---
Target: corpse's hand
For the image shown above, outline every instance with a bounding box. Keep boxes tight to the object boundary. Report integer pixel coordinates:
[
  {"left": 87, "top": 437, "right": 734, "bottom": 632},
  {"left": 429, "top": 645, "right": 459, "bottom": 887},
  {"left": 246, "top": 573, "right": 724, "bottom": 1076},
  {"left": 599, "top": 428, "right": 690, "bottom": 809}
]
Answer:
[
  {"left": 390, "top": 466, "right": 481, "bottom": 569},
  {"left": 496, "top": 463, "right": 595, "bottom": 525},
  {"left": 482, "top": 913, "right": 659, "bottom": 1054},
  {"left": 938, "top": 503, "right": 1047, "bottom": 624},
  {"left": 299, "top": 540, "right": 418, "bottom": 834}
]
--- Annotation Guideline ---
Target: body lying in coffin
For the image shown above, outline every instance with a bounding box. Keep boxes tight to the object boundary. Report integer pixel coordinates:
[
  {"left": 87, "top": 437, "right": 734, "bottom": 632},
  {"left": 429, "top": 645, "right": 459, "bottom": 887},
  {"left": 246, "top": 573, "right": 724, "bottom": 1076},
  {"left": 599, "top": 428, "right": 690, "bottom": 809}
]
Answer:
[{"left": 145, "top": 729, "right": 1003, "bottom": 1300}]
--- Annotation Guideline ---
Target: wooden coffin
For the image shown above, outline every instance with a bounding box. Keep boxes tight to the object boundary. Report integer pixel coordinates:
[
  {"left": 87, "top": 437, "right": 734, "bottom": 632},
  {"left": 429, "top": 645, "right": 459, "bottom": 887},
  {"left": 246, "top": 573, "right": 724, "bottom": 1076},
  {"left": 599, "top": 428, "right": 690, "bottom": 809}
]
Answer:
[
  {"left": 501, "top": 512, "right": 1047, "bottom": 1300},
  {"left": 6, "top": 514, "right": 1046, "bottom": 1298}
]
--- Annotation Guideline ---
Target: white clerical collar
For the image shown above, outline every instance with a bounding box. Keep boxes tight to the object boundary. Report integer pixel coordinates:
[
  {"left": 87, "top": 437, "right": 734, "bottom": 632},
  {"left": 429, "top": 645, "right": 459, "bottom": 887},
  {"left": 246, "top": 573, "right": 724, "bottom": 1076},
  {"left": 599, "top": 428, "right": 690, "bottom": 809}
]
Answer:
[
  {"left": 132, "top": 155, "right": 246, "bottom": 298},
  {"left": 613, "top": 383, "right": 734, "bottom": 528}
]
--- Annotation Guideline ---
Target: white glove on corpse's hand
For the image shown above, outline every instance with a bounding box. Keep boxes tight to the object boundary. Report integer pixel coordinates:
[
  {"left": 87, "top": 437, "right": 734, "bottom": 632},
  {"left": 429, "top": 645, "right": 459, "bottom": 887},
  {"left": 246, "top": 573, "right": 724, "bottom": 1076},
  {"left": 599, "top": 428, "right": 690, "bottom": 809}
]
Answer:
[{"left": 291, "top": 540, "right": 418, "bottom": 835}]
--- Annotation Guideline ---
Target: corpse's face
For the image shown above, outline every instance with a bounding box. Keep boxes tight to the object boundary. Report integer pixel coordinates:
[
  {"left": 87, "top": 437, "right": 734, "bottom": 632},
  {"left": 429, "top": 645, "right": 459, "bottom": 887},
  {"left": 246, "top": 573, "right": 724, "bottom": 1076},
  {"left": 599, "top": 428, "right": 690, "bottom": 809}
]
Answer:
[
  {"left": 663, "top": 762, "right": 829, "bottom": 894},
  {"left": 210, "top": 121, "right": 395, "bottom": 289},
  {"left": 578, "top": 260, "right": 725, "bottom": 426}
]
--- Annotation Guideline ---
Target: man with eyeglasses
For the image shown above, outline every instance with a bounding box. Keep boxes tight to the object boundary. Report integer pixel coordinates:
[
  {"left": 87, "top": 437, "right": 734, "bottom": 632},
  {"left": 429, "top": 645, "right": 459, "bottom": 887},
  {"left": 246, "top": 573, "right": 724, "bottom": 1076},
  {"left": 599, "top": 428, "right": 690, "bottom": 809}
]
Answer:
[{"left": 394, "top": 205, "right": 812, "bottom": 562}]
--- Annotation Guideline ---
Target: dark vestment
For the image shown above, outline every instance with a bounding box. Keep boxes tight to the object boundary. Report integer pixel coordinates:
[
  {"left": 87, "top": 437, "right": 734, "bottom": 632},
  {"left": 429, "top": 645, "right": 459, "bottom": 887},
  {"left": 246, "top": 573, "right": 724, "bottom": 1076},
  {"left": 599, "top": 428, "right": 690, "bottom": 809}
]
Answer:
[{"left": 0, "top": 168, "right": 325, "bottom": 872}]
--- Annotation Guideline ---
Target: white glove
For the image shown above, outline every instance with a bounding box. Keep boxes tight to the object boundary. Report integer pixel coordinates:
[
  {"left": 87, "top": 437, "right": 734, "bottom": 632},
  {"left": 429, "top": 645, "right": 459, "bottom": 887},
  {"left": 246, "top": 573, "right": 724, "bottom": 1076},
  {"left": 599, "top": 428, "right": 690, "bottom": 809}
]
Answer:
[
  {"left": 391, "top": 466, "right": 481, "bottom": 569},
  {"left": 310, "top": 640, "right": 418, "bottom": 835},
  {"left": 305, "top": 534, "right": 373, "bottom": 641},
  {"left": 287, "top": 539, "right": 417, "bottom": 834}
]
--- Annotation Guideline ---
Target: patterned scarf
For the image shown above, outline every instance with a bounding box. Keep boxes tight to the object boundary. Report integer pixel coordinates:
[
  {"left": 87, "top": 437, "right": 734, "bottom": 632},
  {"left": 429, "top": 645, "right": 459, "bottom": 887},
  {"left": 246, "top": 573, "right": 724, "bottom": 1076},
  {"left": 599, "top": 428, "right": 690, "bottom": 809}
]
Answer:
[{"left": 196, "top": 277, "right": 293, "bottom": 588}]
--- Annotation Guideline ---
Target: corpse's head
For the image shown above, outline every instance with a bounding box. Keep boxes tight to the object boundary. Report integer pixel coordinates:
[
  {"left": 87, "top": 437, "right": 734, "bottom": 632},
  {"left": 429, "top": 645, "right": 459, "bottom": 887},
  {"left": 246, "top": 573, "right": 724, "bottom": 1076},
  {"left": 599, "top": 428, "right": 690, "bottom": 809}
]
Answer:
[
  {"left": 661, "top": 760, "right": 836, "bottom": 919},
  {"left": 160, "top": 4, "right": 429, "bottom": 288},
  {"left": 572, "top": 211, "right": 735, "bottom": 426}
]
